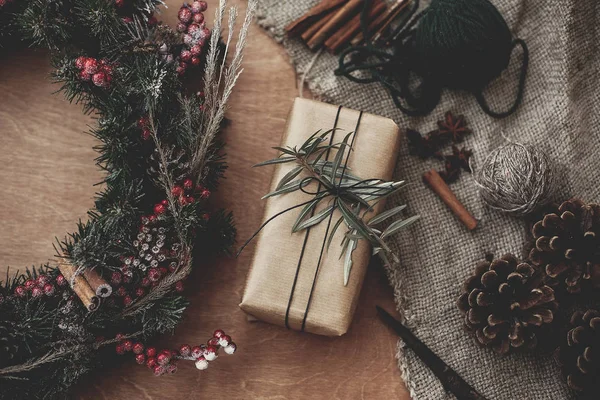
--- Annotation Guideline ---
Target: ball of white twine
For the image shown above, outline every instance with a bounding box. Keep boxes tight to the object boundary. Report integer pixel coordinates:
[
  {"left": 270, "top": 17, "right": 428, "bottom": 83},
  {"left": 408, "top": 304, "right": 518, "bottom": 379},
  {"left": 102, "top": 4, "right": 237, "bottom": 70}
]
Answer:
[{"left": 474, "top": 141, "right": 555, "bottom": 216}]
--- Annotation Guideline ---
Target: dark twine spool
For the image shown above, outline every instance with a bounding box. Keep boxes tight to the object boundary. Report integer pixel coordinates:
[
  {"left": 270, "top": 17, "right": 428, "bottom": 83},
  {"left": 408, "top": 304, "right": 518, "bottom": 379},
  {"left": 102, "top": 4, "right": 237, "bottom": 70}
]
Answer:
[{"left": 335, "top": 0, "right": 529, "bottom": 119}]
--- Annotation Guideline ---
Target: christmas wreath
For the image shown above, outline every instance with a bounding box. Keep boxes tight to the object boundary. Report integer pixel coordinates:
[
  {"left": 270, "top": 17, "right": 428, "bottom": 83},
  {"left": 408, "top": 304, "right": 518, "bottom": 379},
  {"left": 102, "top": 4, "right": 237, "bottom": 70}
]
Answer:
[{"left": 0, "top": 0, "right": 255, "bottom": 398}]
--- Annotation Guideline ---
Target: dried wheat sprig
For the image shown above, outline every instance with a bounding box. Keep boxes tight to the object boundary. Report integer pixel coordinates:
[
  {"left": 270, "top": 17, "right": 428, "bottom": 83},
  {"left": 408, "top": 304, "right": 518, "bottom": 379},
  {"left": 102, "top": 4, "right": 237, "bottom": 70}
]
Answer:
[{"left": 191, "top": 0, "right": 257, "bottom": 181}]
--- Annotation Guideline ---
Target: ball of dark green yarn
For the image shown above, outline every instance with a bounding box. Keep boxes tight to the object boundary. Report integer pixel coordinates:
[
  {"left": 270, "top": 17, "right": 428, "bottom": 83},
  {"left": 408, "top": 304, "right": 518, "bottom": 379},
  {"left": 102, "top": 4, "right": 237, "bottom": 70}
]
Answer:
[{"left": 413, "top": 0, "right": 514, "bottom": 91}]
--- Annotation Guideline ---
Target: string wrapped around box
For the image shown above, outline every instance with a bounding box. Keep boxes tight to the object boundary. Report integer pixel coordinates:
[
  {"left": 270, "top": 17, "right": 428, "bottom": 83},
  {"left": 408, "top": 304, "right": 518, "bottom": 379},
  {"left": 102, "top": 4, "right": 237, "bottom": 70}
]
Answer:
[{"left": 335, "top": 0, "right": 529, "bottom": 118}]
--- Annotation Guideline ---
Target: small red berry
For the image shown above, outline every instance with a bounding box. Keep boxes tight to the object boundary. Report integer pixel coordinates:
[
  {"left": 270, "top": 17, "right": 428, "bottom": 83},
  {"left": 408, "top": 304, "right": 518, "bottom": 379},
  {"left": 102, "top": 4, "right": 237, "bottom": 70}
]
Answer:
[
  {"left": 180, "top": 50, "right": 192, "bottom": 62},
  {"left": 135, "top": 287, "right": 145, "bottom": 297},
  {"left": 197, "top": 1, "right": 207, "bottom": 12},
  {"left": 171, "top": 186, "right": 184, "bottom": 196},
  {"left": 195, "top": 356, "right": 208, "bottom": 370},
  {"left": 137, "top": 116, "right": 148, "bottom": 128},
  {"left": 224, "top": 342, "right": 237, "bottom": 355},
  {"left": 146, "top": 347, "right": 157, "bottom": 358},
  {"left": 213, "top": 329, "right": 225, "bottom": 338},
  {"left": 219, "top": 335, "right": 231, "bottom": 347},
  {"left": 187, "top": 23, "right": 200, "bottom": 34},
  {"left": 115, "top": 333, "right": 125, "bottom": 341},
  {"left": 148, "top": 268, "right": 161, "bottom": 282},
  {"left": 204, "top": 345, "right": 218, "bottom": 361},
  {"left": 177, "top": 22, "right": 187, "bottom": 33},
  {"left": 185, "top": 196, "right": 195, "bottom": 204},
  {"left": 190, "top": 45, "right": 202, "bottom": 57},
  {"left": 183, "top": 178, "right": 193, "bottom": 189},
  {"left": 153, "top": 365, "right": 165, "bottom": 376},
  {"left": 193, "top": 12, "right": 204, "bottom": 24},
  {"left": 176, "top": 66, "right": 186, "bottom": 76},
  {"left": 141, "top": 277, "right": 151, "bottom": 287},
  {"left": 179, "top": 344, "right": 191, "bottom": 357},
  {"left": 178, "top": 195, "right": 187, "bottom": 206},
  {"left": 24, "top": 279, "right": 35, "bottom": 290},
  {"left": 178, "top": 7, "right": 192, "bottom": 23},
  {"left": 92, "top": 72, "right": 110, "bottom": 88},
  {"left": 175, "top": 281, "right": 184, "bottom": 292},
  {"left": 116, "top": 286, "right": 127, "bottom": 297},
  {"left": 159, "top": 267, "right": 168, "bottom": 276},
  {"left": 122, "top": 340, "right": 133, "bottom": 351},
  {"left": 191, "top": 346, "right": 203, "bottom": 358},
  {"left": 135, "top": 354, "right": 146, "bottom": 364},
  {"left": 115, "top": 343, "right": 125, "bottom": 355},
  {"left": 153, "top": 203, "right": 166, "bottom": 215},
  {"left": 202, "top": 213, "right": 210, "bottom": 221},
  {"left": 14, "top": 286, "right": 26, "bottom": 297},
  {"left": 43, "top": 283, "right": 55, "bottom": 296},
  {"left": 36, "top": 275, "right": 49, "bottom": 286},
  {"left": 148, "top": 215, "right": 157, "bottom": 222},
  {"left": 79, "top": 70, "right": 91, "bottom": 81},
  {"left": 207, "top": 337, "right": 219, "bottom": 347},
  {"left": 142, "top": 129, "right": 151, "bottom": 140},
  {"left": 31, "top": 287, "right": 43, "bottom": 298},
  {"left": 123, "top": 295, "right": 133, "bottom": 306},
  {"left": 146, "top": 356, "right": 157, "bottom": 369},
  {"left": 161, "top": 199, "right": 168, "bottom": 206},
  {"left": 114, "top": 0, "right": 124, "bottom": 8},
  {"left": 56, "top": 274, "right": 67, "bottom": 286},
  {"left": 191, "top": 57, "right": 201, "bottom": 66},
  {"left": 111, "top": 271, "right": 122, "bottom": 285},
  {"left": 200, "top": 189, "right": 210, "bottom": 199},
  {"left": 183, "top": 34, "right": 193, "bottom": 46},
  {"left": 122, "top": 16, "right": 133, "bottom": 23},
  {"left": 157, "top": 351, "right": 171, "bottom": 366},
  {"left": 83, "top": 58, "right": 98, "bottom": 75},
  {"left": 75, "top": 56, "right": 87, "bottom": 70},
  {"left": 133, "top": 342, "right": 145, "bottom": 355}
]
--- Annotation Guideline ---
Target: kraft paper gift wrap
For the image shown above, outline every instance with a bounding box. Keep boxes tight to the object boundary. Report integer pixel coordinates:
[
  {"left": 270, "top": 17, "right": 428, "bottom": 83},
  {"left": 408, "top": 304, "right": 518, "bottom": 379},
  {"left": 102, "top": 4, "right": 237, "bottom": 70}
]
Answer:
[{"left": 240, "top": 97, "right": 401, "bottom": 336}]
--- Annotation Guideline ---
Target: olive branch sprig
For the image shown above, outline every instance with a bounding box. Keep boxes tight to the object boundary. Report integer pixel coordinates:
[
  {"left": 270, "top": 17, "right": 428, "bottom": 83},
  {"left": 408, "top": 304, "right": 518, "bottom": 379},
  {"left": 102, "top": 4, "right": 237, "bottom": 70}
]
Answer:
[{"left": 239, "top": 129, "right": 419, "bottom": 285}]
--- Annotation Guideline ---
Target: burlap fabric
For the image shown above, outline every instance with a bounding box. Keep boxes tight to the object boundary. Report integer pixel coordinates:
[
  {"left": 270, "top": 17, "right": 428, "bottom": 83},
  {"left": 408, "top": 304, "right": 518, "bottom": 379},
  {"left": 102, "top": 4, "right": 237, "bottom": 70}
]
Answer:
[{"left": 255, "top": 0, "right": 599, "bottom": 399}]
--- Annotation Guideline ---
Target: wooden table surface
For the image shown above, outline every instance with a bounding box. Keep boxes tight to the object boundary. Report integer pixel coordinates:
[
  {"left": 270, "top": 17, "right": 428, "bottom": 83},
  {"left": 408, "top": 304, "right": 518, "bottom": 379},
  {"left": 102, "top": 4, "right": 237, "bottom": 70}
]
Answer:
[{"left": 0, "top": 1, "right": 410, "bottom": 398}]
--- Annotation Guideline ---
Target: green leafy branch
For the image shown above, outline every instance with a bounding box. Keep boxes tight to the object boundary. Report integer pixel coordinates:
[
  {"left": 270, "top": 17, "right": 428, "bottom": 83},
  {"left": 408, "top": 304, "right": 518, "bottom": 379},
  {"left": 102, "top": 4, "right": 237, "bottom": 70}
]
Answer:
[{"left": 240, "top": 129, "right": 419, "bottom": 285}]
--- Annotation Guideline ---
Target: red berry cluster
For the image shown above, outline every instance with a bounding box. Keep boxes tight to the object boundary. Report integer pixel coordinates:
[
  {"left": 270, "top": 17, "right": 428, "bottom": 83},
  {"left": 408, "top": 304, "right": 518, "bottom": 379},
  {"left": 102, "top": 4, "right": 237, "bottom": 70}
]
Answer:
[
  {"left": 171, "top": 178, "right": 211, "bottom": 207},
  {"left": 176, "top": 1, "right": 210, "bottom": 76},
  {"left": 74, "top": 56, "right": 114, "bottom": 88},
  {"left": 114, "top": 329, "right": 236, "bottom": 376},
  {"left": 137, "top": 116, "right": 152, "bottom": 141},
  {"left": 13, "top": 273, "right": 67, "bottom": 299}
]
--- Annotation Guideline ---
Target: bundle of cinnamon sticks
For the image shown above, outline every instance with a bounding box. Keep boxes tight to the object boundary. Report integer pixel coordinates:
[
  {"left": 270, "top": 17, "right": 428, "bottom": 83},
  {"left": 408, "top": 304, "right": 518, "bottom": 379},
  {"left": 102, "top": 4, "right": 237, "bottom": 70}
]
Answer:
[
  {"left": 286, "top": 0, "right": 411, "bottom": 53},
  {"left": 58, "top": 260, "right": 112, "bottom": 311}
]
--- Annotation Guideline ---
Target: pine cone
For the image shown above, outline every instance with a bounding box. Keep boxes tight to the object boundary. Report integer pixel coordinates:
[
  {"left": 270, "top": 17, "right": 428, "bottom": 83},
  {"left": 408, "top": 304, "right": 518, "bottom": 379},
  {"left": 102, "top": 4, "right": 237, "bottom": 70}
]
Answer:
[
  {"left": 529, "top": 199, "right": 600, "bottom": 294},
  {"left": 457, "top": 254, "right": 557, "bottom": 354},
  {"left": 556, "top": 309, "right": 600, "bottom": 393}
]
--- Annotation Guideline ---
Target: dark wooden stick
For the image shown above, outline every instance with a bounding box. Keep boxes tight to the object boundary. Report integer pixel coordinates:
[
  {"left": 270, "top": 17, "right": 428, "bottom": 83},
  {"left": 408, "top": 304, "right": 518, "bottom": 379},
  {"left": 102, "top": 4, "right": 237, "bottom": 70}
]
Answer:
[
  {"left": 423, "top": 169, "right": 477, "bottom": 230},
  {"left": 377, "top": 306, "right": 488, "bottom": 400}
]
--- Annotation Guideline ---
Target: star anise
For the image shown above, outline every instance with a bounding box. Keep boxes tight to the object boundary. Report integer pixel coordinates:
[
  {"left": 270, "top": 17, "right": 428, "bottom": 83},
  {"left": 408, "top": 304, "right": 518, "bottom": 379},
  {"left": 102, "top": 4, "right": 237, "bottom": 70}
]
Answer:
[
  {"left": 437, "top": 111, "right": 470, "bottom": 142},
  {"left": 439, "top": 146, "right": 473, "bottom": 183},
  {"left": 407, "top": 129, "right": 444, "bottom": 159}
]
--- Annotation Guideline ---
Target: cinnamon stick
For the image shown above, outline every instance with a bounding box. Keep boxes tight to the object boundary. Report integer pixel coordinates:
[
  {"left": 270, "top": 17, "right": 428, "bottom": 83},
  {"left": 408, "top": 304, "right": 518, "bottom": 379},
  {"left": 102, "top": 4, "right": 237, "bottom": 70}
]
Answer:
[
  {"left": 83, "top": 268, "right": 112, "bottom": 298},
  {"left": 301, "top": 7, "right": 337, "bottom": 42},
  {"left": 423, "top": 169, "right": 478, "bottom": 230},
  {"left": 307, "top": 0, "right": 364, "bottom": 50},
  {"left": 58, "top": 260, "right": 99, "bottom": 311},
  {"left": 351, "top": 0, "right": 408, "bottom": 46},
  {"left": 286, "top": 0, "right": 347, "bottom": 37},
  {"left": 325, "top": 0, "right": 387, "bottom": 53}
]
